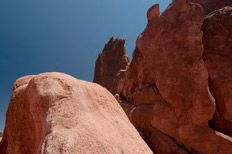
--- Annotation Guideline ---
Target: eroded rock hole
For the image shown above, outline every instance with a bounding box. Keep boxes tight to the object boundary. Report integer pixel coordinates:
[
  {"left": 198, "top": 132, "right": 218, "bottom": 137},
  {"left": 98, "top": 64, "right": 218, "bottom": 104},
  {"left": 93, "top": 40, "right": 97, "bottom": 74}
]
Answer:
[{"left": 208, "top": 119, "right": 215, "bottom": 129}]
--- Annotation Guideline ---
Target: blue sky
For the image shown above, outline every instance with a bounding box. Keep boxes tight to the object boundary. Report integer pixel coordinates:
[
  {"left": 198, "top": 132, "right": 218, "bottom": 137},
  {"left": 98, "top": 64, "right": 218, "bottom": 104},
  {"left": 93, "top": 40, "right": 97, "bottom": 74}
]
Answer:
[{"left": 0, "top": 0, "right": 171, "bottom": 131}]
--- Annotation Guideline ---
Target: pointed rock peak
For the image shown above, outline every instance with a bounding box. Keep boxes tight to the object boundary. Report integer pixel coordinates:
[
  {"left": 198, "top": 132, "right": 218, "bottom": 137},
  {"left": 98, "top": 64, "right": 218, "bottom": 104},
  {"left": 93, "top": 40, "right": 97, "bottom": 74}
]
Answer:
[
  {"left": 94, "top": 37, "right": 129, "bottom": 93},
  {"left": 104, "top": 37, "right": 125, "bottom": 50},
  {"left": 108, "top": 37, "right": 125, "bottom": 43},
  {"left": 108, "top": 36, "right": 115, "bottom": 43},
  {"left": 147, "top": 4, "right": 160, "bottom": 22}
]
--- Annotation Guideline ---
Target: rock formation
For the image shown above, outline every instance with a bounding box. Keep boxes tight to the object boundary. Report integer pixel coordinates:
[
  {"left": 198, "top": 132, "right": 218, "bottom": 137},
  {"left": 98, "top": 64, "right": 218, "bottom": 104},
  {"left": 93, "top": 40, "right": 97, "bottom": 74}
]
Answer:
[
  {"left": 94, "top": 0, "right": 232, "bottom": 153},
  {"left": 0, "top": 72, "right": 153, "bottom": 154},
  {"left": 202, "top": 6, "right": 232, "bottom": 136},
  {"left": 191, "top": 0, "right": 232, "bottom": 15},
  {"left": 0, "top": 132, "right": 7, "bottom": 154},
  {"left": 94, "top": 37, "right": 130, "bottom": 94},
  {"left": 1, "top": 0, "right": 232, "bottom": 154}
]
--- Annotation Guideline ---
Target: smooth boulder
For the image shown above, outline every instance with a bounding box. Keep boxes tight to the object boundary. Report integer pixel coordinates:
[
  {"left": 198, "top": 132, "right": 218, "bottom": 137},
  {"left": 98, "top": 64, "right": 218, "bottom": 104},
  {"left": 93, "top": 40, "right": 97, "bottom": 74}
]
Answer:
[{"left": 0, "top": 72, "right": 153, "bottom": 154}]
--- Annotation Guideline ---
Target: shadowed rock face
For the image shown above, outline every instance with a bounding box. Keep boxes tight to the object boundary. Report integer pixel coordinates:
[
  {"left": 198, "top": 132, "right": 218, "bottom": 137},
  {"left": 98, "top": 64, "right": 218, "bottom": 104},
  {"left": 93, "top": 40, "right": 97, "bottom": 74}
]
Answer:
[
  {"left": 0, "top": 72, "right": 153, "bottom": 154},
  {"left": 202, "top": 7, "right": 232, "bottom": 136},
  {"left": 0, "top": 133, "right": 7, "bottom": 154},
  {"left": 94, "top": 0, "right": 232, "bottom": 153},
  {"left": 94, "top": 37, "right": 129, "bottom": 94},
  {"left": 191, "top": 0, "right": 232, "bottom": 15}
]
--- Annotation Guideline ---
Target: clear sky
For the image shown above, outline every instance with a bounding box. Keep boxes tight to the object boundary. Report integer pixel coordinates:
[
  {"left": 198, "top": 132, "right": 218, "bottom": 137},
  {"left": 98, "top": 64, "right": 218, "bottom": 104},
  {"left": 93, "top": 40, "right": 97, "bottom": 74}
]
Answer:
[{"left": 0, "top": 0, "right": 171, "bottom": 131}]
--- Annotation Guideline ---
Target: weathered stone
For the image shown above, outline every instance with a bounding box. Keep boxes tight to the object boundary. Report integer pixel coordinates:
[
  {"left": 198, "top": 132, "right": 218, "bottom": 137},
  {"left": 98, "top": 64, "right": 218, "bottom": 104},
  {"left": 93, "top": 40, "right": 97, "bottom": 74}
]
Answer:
[
  {"left": 147, "top": 4, "right": 160, "bottom": 22},
  {"left": 191, "top": 0, "right": 232, "bottom": 15},
  {"left": 93, "top": 37, "right": 129, "bottom": 94},
  {"left": 94, "top": 0, "right": 232, "bottom": 153},
  {"left": 202, "top": 6, "right": 232, "bottom": 136},
  {"left": 0, "top": 132, "right": 7, "bottom": 154},
  {"left": 0, "top": 72, "right": 153, "bottom": 154}
]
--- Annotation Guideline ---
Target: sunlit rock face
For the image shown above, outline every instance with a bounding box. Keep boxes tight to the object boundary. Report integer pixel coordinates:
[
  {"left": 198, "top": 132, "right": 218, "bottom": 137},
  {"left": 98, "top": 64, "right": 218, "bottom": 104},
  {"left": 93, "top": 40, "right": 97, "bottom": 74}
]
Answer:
[
  {"left": 94, "top": 0, "right": 232, "bottom": 153},
  {"left": 0, "top": 72, "right": 153, "bottom": 154},
  {"left": 202, "top": 6, "right": 232, "bottom": 136},
  {"left": 191, "top": 0, "right": 232, "bottom": 15}
]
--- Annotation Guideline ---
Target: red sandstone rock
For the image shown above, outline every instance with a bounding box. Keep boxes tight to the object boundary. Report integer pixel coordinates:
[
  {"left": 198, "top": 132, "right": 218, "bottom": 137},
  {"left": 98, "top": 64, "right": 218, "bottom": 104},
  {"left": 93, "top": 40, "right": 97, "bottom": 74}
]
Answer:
[
  {"left": 147, "top": 4, "right": 160, "bottom": 22},
  {"left": 191, "top": 0, "right": 232, "bottom": 14},
  {"left": 94, "top": 37, "right": 129, "bottom": 94},
  {"left": 94, "top": 0, "right": 232, "bottom": 153},
  {"left": 202, "top": 6, "right": 232, "bottom": 136},
  {"left": 0, "top": 130, "right": 7, "bottom": 154},
  {"left": 0, "top": 72, "right": 153, "bottom": 154}
]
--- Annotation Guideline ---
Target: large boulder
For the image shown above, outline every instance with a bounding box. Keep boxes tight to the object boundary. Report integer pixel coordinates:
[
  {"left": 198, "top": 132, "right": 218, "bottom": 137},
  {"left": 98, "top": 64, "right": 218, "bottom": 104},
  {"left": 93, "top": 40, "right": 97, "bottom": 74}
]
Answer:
[
  {"left": 94, "top": 0, "right": 232, "bottom": 153},
  {"left": 0, "top": 72, "right": 153, "bottom": 154},
  {"left": 191, "top": 0, "right": 232, "bottom": 15},
  {"left": 202, "top": 6, "right": 232, "bottom": 136}
]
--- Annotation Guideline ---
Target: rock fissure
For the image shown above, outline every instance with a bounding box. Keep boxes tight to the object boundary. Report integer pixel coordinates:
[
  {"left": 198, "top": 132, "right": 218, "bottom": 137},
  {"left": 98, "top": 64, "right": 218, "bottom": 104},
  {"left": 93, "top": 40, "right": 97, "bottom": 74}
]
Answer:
[
  {"left": 150, "top": 125, "right": 190, "bottom": 154},
  {"left": 202, "top": 52, "right": 232, "bottom": 62}
]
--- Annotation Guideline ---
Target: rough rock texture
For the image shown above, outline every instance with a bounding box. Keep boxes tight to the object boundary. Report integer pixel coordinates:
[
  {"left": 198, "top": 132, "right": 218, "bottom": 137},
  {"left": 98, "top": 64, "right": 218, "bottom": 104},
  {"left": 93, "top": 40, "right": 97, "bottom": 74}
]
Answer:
[
  {"left": 94, "top": 0, "right": 232, "bottom": 153},
  {"left": 0, "top": 72, "right": 153, "bottom": 154},
  {"left": 0, "top": 133, "right": 7, "bottom": 154},
  {"left": 94, "top": 37, "right": 129, "bottom": 94},
  {"left": 191, "top": 0, "right": 232, "bottom": 15},
  {"left": 202, "top": 7, "right": 232, "bottom": 136},
  {"left": 147, "top": 4, "right": 160, "bottom": 22}
]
